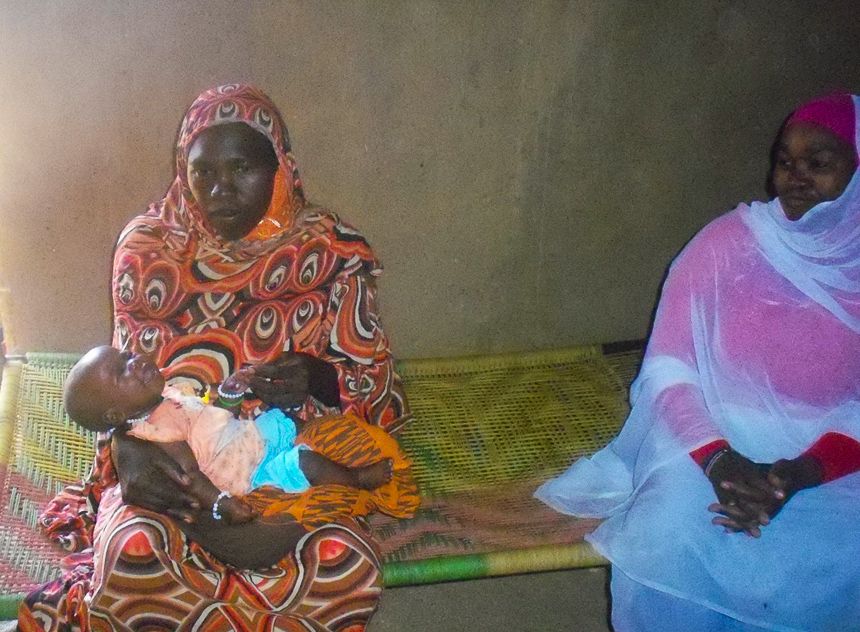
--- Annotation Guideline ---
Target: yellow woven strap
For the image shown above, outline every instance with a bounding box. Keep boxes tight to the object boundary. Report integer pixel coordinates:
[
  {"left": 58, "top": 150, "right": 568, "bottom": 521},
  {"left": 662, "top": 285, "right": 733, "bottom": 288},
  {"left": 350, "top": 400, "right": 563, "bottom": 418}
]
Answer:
[{"left": 0, "top": 361, "right": 23, "bottom": 467}]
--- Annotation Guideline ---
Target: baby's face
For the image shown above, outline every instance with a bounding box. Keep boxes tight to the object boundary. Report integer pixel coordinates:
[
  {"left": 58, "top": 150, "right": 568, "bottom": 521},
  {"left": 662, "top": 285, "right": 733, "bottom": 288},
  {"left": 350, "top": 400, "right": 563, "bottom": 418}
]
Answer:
[{"left": 78, "top": 346, "right": 166, "bottom": 424}]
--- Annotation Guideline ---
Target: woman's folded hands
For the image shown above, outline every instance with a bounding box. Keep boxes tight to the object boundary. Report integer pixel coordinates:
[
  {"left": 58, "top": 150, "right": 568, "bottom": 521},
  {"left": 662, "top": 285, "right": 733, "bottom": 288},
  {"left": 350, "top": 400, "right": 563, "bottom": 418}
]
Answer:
[{"left": 705, "top": 447, "right": 823, "bottom": 537}]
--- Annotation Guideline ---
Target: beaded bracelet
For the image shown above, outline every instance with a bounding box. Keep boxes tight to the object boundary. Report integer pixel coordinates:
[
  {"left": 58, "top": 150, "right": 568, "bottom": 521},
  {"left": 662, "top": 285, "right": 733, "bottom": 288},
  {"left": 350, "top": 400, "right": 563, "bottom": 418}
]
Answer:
[
  {"left": 217, "top": 384, "right": 245, "bottom": 400},
  {"left": 212, "top": 491, "right": 231, "bottom": 521},
  {"left": 217, "top": 384, "right": 246, "bottom": 408}
]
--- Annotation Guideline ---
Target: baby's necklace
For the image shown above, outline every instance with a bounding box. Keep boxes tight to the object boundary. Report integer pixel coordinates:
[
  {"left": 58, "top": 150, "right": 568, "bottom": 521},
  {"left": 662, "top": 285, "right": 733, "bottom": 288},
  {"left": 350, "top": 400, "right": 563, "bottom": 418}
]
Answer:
[
  {"left": 126, "top": 398, "right": 164, "bottom": 427},
  {"left": 126, "top": 412, "right": 150, "bottom": 426}
]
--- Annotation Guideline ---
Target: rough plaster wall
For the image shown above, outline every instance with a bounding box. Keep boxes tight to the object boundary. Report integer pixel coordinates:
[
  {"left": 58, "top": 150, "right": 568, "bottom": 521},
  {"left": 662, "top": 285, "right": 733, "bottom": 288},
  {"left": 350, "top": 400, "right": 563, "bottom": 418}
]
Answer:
[{"left": 1, "top": 1, "right": 859, "bottom": 358}]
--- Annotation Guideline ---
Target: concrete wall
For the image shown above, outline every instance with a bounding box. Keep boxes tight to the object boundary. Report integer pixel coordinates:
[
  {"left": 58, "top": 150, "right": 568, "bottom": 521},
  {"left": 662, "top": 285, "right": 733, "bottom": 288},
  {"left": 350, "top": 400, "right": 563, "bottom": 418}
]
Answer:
[{"left": 1, "top": 1, "right": 859, "bottom": 358}]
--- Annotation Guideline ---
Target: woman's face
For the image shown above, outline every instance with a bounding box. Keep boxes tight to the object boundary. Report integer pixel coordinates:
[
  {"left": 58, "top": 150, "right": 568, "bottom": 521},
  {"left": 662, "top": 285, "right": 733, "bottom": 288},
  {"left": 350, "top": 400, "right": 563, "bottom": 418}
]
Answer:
[
  {"left": 186, "top": 123, "right": 279, "bottom": 240},
  {"left": 771, "top": 123, "right": 857, "bottom": 220}
]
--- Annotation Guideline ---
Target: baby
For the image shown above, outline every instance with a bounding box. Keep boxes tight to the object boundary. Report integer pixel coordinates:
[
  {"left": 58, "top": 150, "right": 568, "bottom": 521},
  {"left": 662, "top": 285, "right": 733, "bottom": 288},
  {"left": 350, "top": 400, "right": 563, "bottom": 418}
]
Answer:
[{"left": 63, "top": 345, "right": 395, "bottom": 524}]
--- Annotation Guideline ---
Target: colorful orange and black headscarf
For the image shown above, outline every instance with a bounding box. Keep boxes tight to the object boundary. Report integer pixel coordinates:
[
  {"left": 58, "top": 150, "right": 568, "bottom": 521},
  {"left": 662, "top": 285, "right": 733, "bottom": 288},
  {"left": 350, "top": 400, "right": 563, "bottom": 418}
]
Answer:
[{"left": 112, "top": 85, "right": 409, "bottom": 430}]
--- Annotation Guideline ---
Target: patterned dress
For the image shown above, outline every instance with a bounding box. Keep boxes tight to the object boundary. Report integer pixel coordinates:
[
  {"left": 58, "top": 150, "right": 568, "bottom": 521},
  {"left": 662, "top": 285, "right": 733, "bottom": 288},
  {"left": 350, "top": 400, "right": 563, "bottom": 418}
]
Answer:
[{"left": 20, "top": 85, "right": 414, "bottom": 631}]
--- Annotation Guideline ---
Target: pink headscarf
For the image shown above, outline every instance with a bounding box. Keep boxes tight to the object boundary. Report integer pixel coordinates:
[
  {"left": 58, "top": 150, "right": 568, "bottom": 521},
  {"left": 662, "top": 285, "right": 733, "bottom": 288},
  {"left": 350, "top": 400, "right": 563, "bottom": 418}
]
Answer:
[{"left": 786, "top": 92, "right": 858, "bottom": 161}]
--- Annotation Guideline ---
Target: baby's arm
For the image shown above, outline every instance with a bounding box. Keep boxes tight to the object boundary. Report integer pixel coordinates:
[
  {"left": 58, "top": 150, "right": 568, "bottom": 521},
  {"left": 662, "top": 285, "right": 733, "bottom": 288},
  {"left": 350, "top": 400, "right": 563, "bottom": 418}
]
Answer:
[{"left": 158, "top": 441, "right": 256, "bottom": 525}]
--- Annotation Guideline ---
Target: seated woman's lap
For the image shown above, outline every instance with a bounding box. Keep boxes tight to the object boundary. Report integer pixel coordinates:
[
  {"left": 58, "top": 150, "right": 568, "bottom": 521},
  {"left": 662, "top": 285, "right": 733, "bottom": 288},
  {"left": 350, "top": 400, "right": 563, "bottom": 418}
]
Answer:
[
  {"left": 92, "top": 486, "right": 382, "bottom": 626},
  {"left": 594, "top": 458, "right": 860, "bottom": 629},
  {"left": 21, "top": 483, "right": 383, "bottom": 630}
]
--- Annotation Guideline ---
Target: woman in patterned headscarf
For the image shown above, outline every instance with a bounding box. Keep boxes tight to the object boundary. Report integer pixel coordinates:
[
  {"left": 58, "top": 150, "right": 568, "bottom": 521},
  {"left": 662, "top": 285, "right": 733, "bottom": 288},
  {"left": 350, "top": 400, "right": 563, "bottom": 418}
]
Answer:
[
  {"left": 21, "top": 85, "right": 416, "bottom": 631},
  {"left": 537, "top": 93, "right": 860, "bottom": 630}
]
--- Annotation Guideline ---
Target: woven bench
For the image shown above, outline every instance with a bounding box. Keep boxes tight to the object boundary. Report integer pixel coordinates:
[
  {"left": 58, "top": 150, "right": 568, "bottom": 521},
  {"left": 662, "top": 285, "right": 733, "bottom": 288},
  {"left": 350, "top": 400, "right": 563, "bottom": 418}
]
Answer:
[{"left": 0, "top": 343, "right": 642, "bottom": 617}]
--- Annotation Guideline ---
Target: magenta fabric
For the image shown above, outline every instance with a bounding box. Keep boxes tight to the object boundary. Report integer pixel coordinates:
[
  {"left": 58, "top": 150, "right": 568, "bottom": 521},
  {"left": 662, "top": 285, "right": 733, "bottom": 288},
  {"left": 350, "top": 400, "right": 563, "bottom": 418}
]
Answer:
[{"left": 786, "top": 92, "right": 857, "bottom": 159}]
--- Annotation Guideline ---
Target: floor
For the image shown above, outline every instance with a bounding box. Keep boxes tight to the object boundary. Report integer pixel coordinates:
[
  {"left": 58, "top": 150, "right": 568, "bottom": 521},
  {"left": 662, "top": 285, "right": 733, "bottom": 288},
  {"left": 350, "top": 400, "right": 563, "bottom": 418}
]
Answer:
[
  {"left": 370, "top": 567, "right": 613, "bottom": 631},
  {"left": 0, "top": 567, "right": 612, "bottom": 631}
]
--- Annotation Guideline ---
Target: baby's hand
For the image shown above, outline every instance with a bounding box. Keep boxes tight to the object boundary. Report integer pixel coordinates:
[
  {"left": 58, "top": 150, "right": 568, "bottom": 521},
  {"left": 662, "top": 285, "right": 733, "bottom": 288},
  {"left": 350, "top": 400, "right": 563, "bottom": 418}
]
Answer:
[
  {"left": 220, "top": 367, "right": 256, "bottom": 396},
  {"left": 218, "top": 495, "right": 257, "bottom": 525}
]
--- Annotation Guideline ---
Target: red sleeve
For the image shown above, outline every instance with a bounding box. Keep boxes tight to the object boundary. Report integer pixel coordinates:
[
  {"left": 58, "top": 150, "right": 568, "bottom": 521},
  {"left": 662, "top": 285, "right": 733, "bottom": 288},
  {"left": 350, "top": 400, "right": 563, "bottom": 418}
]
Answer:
[
  {"left": 802, "top": 432, "right": 860, "bottom": 483},
  {"left": 690, "top": 439, "right": 730, "bottom": 468}
]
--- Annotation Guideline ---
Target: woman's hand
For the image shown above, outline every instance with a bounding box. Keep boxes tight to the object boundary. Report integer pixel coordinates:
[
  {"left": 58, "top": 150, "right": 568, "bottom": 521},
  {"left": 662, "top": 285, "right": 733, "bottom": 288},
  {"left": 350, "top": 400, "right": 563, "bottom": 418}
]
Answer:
[
  {"left": 707, "top": 451, "right": 824, "bottom": 537},
  {"left": 179, "top": 512, "right": 308, "bottom": 569},
  {"left": 249, "top": 352, "right": 340, "bottom": 409},
  {"left": 249, "top": 354, "right": 310, "bottom": 409},
  {"left": 763, "top": 455, "right": 823, "bottom": 518},
  {"left": 705, "top": 448, "right": 778, "bottom": 537},
  {"left": 111, "top": 433, "right": 202, "bottom": 523},
  {"left": 221, "top": 366, "right": 255, "bottom": 396}
]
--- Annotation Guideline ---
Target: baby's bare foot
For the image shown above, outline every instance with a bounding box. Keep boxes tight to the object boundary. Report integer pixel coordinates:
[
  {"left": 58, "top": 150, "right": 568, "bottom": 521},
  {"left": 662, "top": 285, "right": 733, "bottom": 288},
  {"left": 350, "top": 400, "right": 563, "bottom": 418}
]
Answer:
[{"left": 356, "top": 459, "right": 394, "bottom": 489}]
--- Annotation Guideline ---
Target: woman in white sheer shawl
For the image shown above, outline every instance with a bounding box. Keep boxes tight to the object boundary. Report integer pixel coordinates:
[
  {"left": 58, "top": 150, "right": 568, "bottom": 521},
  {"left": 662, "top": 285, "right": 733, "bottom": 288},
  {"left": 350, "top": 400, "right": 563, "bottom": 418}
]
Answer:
[{"left": 536, "top": 93, "right": 860, "bottom": 631}]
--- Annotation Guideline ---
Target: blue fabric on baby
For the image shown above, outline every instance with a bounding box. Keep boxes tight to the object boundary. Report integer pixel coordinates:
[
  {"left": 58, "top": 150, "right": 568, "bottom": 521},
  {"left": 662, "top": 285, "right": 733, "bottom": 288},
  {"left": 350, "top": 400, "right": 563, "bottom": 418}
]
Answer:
[{"left": 250, "top": 408, "right": 310, "bottom": 492}]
